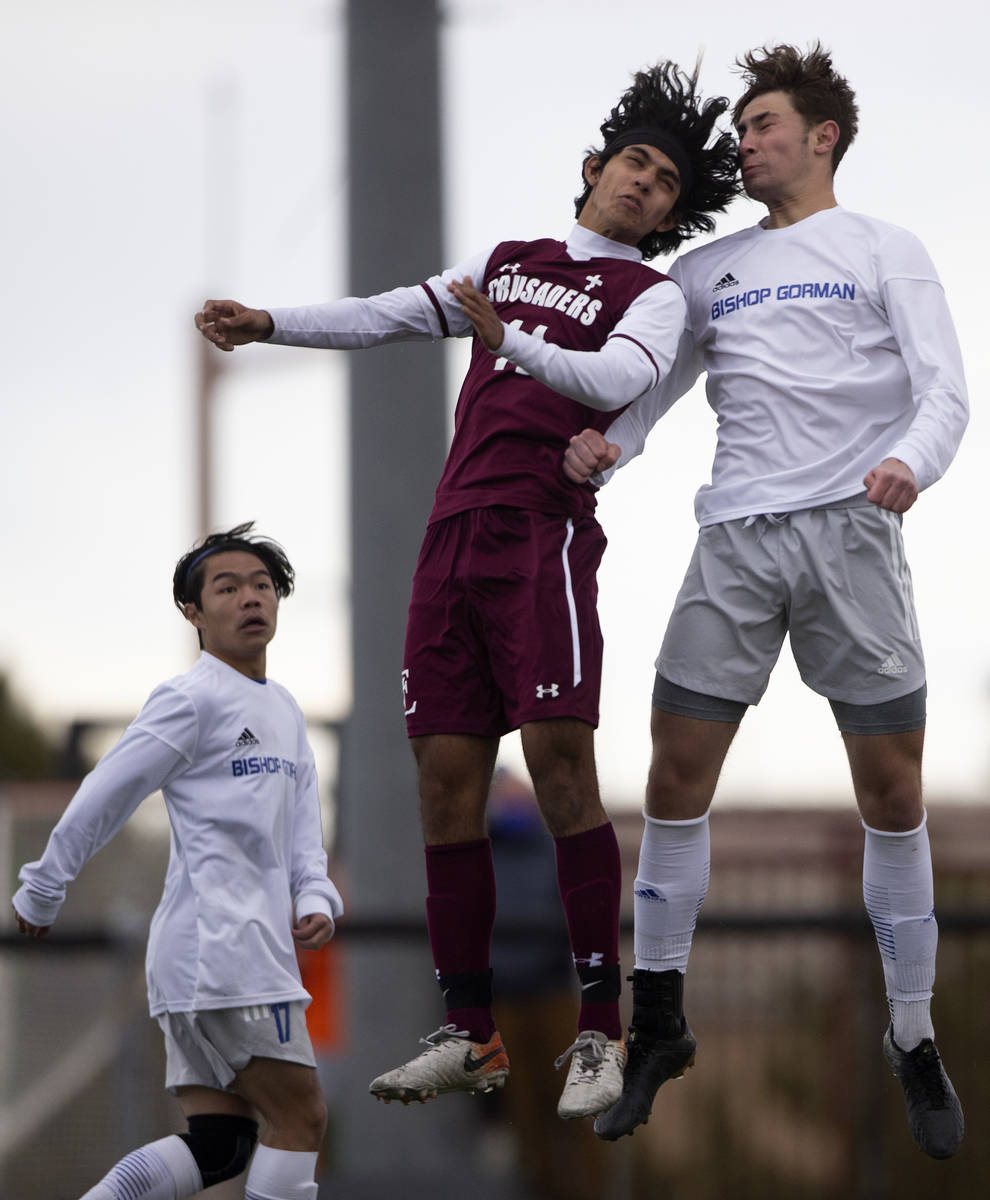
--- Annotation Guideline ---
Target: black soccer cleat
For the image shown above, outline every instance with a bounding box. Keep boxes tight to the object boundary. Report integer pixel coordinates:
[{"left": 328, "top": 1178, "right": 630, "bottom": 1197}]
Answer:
[
  {"left": 882, "top": 1025, "right": 964, "bottom": 1159},
  {"left": 593, "top": 1020, "right": 696, "bottom": 1140}
]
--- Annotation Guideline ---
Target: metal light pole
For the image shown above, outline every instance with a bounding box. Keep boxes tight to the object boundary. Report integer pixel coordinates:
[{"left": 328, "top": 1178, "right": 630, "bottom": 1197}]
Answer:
[{"left": 334, "top": 3, "right": 504, "bottom": 1195}]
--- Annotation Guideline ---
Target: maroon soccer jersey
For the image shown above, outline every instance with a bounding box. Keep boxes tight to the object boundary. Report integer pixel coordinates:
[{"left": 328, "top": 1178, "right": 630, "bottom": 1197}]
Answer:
[{"left": 424, "top": 238, "right": 668, "bottom": 522}]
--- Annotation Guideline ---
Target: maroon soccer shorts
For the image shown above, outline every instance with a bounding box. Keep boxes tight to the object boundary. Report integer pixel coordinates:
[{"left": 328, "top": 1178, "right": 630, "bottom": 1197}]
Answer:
[{"left": 402, "top": 507, "right": 606, "bottom": 737}]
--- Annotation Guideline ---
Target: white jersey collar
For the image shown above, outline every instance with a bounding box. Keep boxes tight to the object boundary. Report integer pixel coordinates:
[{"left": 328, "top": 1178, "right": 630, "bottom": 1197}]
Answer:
[
  {"left": 200, "top": 649, "right": 268, "bottom": 685},
  {"left": 565, "top": 224, "right": 644, "bottom": 263},
  {"left": 757, "top": 205, "right": 843, "bottom": 234}
]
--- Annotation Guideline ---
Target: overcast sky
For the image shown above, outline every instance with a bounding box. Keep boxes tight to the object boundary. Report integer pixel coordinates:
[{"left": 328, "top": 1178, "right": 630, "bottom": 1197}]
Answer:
[{"left": 2, "top": 0, "right": 987, "bottom": 807}]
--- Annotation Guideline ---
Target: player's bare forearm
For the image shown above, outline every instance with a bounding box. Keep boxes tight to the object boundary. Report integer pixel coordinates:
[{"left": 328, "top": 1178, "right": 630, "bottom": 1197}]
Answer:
[
  {"left": 195, "top": 299, "right": 275, "bottom": 352},
  {"left": 447, "top": 277, "right": 504, "bottom": 352},
  {"left": 563, "top": 428, "right": 621, "bottom": 484},
  {"left": 863, "top": 457, "right": 918, "bottom": 513}
]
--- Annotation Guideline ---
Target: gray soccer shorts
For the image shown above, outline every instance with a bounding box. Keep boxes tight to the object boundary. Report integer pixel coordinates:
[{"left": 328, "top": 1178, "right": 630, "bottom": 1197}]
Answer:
[
  {"left": 656, "top": 496, "right": 926, "bottom": 710},
  {"left": 158, "top": 1001, "right": 316, "bottom": 1094}
]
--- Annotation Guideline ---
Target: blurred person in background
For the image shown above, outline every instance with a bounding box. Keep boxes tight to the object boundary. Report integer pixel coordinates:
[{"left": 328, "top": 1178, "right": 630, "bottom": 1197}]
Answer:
[{"left": 482, "top": 767, "right": 607, "bottom": 1199}]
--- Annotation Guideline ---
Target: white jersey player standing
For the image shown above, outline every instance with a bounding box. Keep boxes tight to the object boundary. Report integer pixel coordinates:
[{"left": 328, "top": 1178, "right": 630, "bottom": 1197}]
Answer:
[
  {"left": 565, "top": 44, "right": 967, "bottom": 1159},
  {"left": 12, "top": 522, "right": 343, "bottom": 1200}
]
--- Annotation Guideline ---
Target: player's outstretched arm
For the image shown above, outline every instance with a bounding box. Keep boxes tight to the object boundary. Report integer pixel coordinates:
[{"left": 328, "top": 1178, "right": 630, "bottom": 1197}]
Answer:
[
  {"left": 12, "top": 714, "right": 191, "bottom": 934},
  {"left": 563, "top": 428, "right": 621, "bottom": 484},
  {"left": 195, "top": 299, "right": 275, "bottom": 352}
]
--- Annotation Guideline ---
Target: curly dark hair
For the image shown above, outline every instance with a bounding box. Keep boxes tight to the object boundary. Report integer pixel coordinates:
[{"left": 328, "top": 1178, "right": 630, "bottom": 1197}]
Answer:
[
  {"left": 574, "top": 60, "right": 740, "bottom": 259},
  {"left": 173, "top": 520, "right": 295, "bottom": 613},
  {"left": 732, "top": 43, "right": 859, "bottom": 171}
]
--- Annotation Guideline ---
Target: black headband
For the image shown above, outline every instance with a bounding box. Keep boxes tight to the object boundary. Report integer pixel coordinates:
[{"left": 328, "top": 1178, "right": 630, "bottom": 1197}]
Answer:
[{"left": 604, "top": 127, "right": 693, "bottom": 198}]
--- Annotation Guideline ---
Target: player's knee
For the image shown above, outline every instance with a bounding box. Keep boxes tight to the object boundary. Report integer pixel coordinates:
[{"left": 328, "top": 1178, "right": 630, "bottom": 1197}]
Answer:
[
  {"left": 523, "top": 723, "right": 598, "bottom": 819},
  {"left": 529, "top": 764, "right": 603, "bottom": 836},
  {"left": 860, "top": 785, "right": 924, "bottom": 833},
  {"left": 180, "top": 1113, "right": 258, "bottom": 1187},
  {"left": 301, "top": 1094, "right": 329, "bottom": 1145},
  {"left": 646, "top": 747, "right": 715, "bottom": 812},
  {"left": 265, "top": 1094, "right": 328, "bottom": 1151}
]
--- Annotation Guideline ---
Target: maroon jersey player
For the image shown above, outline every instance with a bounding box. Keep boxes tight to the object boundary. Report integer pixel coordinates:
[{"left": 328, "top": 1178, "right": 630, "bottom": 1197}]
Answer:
[{"left": 195, "top": 61, "right": 738, "bottom": 1121}]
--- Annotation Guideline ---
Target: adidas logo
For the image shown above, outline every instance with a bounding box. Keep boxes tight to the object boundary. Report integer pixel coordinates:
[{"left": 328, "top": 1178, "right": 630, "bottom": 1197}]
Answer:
[
  {"left": 712, "top": 272, "right": 740, "bottom": 293},
  {"left": 634, "top": 886, "right": 666, "bottom": 903},
  {"left": 234, "top": 727, "right": 260, "bottom": 747},
  {"left": 878, "top": 653, "right": 908, "bottom": 676}
]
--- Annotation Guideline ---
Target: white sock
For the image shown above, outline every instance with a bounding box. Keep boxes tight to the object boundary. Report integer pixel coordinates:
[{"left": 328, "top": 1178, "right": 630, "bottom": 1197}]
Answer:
[
  {"left": 245, "top": 1145, "right": 319, "bottom": 1200},
  {"left": 79, "top": 1135, "right": 202, "bottom": 1200},
  {"left": 862, "top": 813, "right": 937, "bottom": 1050},
  {"left": 633, "top": 810, "right": 710, "bottom": 972}
]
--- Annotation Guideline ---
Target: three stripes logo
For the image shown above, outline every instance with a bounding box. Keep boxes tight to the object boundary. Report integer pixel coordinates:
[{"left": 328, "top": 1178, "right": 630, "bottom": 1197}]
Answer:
[
  {"left": 878, "top": 653, "right": 908, "bottom": 676},
  {"left": 235, "top": 727, "right": 260, "bottom": 747},
  {"left": 712, "top": 272, "right": 740, "bottom": 293}
]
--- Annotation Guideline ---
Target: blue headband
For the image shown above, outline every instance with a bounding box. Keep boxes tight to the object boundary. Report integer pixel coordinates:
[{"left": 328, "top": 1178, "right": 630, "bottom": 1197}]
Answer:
[{"left": 184, "top": 544, "right": 226, "bottom": 588}]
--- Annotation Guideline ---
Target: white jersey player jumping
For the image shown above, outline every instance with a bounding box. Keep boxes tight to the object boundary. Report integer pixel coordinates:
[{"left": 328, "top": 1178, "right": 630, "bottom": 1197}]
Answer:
[
  {"left": 12, "top": 522, "right": 343, "bottom": 1200},
  {"left": 565, "top": 44, "right": 967, "bottom": 1160}
]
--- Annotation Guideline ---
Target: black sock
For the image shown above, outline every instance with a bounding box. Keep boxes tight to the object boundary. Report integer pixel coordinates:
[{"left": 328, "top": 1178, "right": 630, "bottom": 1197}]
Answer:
[{"left": 631, "top": 968, "right": 684, "bottom": 1037}]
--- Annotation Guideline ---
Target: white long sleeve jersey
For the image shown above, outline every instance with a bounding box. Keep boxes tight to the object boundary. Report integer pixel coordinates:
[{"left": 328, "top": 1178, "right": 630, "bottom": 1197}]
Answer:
[
  {"left": 266, "top": 223, "right": 685, "bottom": 415},
  {"left": 600, "top": 207, "right": 969, "bottom": 524},
  {"left": 13, "top": 652, "right": 343, "bottom": 1016}
]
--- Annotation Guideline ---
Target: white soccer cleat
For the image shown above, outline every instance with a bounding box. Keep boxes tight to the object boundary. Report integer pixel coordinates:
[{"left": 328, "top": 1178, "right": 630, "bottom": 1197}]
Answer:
[
  {"left": 555, "top": 1030, "right": 626, "bottom": 1119},
  {"left": 369, "top": 1024, "right": 510, "bottom": 1104}
]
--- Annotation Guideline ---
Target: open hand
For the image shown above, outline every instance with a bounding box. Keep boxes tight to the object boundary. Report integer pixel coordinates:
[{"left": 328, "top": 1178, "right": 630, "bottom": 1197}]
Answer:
[{"left": 447, "top": 277, "right": 504, "bottom": 352}]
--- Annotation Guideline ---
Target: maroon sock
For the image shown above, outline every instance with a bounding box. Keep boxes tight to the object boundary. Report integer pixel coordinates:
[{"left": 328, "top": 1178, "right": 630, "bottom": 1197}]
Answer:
[
  {"left": 554, "top": 823, "right": 623, "bottom": 1040},
  {"left": 425, "top": 839, "right": 496, "bottom": 1042}
]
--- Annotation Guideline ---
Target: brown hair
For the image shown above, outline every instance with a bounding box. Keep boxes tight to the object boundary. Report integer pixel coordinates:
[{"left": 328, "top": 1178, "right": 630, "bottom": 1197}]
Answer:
[{"left": 733, "top": 43, "right": 859, "bottom": 171}]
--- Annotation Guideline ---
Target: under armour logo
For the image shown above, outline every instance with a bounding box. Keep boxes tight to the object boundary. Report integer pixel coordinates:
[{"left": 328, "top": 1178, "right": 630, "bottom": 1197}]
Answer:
[
  {"left": 585, "top": 274, "right": 603, "bottom": 291},
  {"left": 574, "top": 952, "right": 604, "bottom": 968},
  {"left": 499, "top": 261, "right": 521, "bottom": 274},
  {"left": 536, "top": 683, "right": 559, "bottom": 699}
]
